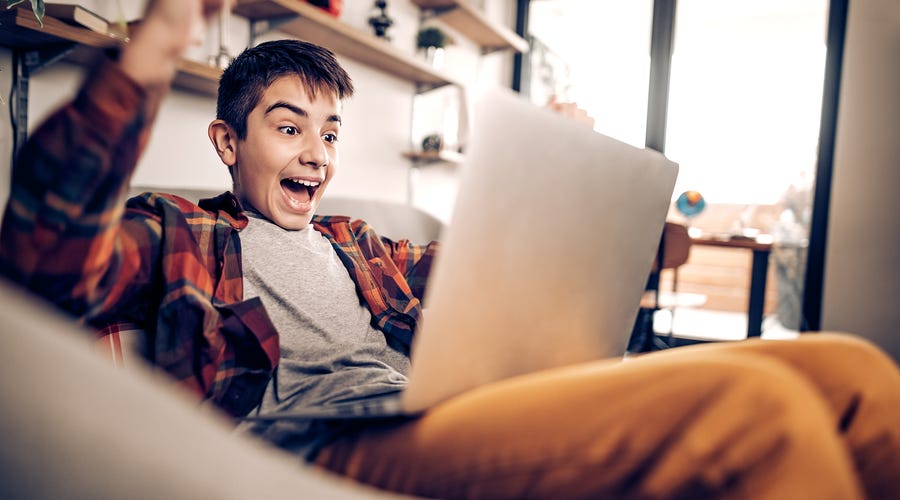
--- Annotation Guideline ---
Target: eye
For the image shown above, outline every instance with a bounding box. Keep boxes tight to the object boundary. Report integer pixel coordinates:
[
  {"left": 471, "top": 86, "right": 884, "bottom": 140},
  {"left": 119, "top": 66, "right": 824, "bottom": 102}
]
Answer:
[
  {"left": 323, "top": 132, "right": 338, "bottom": 144},
  {"left": 278, "top": 126, "right": 299, "bottom": 136}
]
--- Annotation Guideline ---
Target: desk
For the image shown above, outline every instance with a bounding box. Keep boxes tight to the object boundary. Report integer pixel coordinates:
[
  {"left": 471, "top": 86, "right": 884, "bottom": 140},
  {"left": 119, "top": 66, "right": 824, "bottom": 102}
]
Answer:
[{"left": 690, "top": 233, "right": 774, "bottom": 337}]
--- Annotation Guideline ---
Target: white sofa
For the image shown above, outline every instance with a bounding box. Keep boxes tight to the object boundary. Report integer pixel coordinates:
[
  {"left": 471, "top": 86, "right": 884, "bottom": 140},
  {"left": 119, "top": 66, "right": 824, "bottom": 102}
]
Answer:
[
  {"left": 0, "top": 278, "right": 414, "bottom": 499},
  {"left": 0, "top": 190, "right": 440, "bottom": 499},
  {"left": 128, "top": 186, "right": 445, "bottom": 244}
]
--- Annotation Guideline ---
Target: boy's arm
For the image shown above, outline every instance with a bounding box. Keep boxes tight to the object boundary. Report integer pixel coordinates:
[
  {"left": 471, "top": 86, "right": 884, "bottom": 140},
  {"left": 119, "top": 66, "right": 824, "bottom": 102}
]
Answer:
[
  {"left": 0, "top": 62, "right": 155, "bottom": 317},
  {"left": 120, "top": 0, "right": 226, "bottom": 91},
  {"left": 0, "top": 0, "right": 225, "bottom": 318}
]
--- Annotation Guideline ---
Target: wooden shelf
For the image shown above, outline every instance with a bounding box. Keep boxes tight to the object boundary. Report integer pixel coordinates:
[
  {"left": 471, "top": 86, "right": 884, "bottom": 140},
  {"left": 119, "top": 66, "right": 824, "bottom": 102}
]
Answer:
[
  {"left": 174, "top": 58, "right": 223, "bottom": 95},
  {"left": 1, "top": 1, "right": 515, "bottom": 94},
  {"left": 0, "top": 7, "right": 117, "bottom": 48},
  {"left": 411, "top": 0, "right": 528, "bottom": 53},
  {"left": 0, "top": 7, "right": 222, "bottom": 96},
  {"left": 403, "top": 149, "right": 465, "bottom": 165},
  {"left": 233, "top": 0, "right": 457, "bottom": 89}
]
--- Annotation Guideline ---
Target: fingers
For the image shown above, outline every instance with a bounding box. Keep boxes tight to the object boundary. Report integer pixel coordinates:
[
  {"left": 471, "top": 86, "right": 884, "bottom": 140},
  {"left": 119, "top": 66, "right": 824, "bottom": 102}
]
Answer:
[
  {"left": 203, "top": 0, "right": 230, "bottom": 17},
  {"left": 546, "top": 96, "right": 596, "bottom": 128},
  {"left": 119, "top": 0, "right": 232, "bottom": 88}
]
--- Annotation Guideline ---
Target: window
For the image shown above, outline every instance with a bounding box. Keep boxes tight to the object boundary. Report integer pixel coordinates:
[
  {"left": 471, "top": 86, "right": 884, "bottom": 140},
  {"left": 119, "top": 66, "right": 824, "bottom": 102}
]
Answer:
[
  {"left": 527, "top": 0, "right": 654, "bottom": 148},
  {"left": 521, "top": 0, "right": 836, "bottom": 332},
  {"left": 525, "top": 0, "right": 828, "bottom": 205},
  {"left": 665, "top": 0, "right": 828, "bottom": 204}
]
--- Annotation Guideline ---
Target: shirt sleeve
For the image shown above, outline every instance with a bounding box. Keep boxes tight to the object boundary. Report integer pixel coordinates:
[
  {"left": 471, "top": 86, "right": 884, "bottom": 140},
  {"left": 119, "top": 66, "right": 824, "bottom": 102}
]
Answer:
[
  {"left": 0, "top": 60, "right": 165, "bottom": 325},
  {"left": 380, "top": 237, "right": 441, "bottom": 305}
]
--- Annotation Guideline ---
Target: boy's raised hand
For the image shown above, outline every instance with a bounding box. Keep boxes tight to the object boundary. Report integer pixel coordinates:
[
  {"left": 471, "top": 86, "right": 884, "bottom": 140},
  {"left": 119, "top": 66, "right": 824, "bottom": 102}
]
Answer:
[
  {"left": 546, "top": 95, "right": 595, "bottom": 128},
  {"left": 120, "top": 0, "right": 228, "bottom": 88}
]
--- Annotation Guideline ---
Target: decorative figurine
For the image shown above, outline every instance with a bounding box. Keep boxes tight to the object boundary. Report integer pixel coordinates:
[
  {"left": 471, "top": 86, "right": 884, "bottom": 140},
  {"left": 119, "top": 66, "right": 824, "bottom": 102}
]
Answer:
[
  {"left": 422, "top": 133, "right": 444, "bottom": 152},
  {"left": 368, "top": 0, "right": 393, "bottom": 40}
]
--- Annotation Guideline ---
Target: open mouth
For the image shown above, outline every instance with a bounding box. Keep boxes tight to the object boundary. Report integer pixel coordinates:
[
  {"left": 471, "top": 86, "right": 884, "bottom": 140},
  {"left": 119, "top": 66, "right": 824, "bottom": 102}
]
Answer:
[{"left": 280, "top": 177, "right": 321, "bottom": 207}]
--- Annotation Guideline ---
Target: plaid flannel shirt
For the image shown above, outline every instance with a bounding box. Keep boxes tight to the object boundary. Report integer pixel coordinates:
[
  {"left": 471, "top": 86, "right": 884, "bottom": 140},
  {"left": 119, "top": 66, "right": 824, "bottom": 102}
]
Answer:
[{"left": 0, "top": 61, "right": 438, "bottom": 417}]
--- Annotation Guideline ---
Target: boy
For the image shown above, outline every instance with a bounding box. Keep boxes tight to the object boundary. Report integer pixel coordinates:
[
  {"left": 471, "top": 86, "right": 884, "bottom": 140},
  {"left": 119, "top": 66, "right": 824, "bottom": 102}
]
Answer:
[{"left": 2, "top": 1, "right": 898, "bottom": 498}]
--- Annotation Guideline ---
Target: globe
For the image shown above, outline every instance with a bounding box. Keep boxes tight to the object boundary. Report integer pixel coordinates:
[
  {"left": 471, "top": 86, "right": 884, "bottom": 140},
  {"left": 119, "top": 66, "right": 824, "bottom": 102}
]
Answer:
[{"left": 675, "top": 190, "right": 706, "bottom": 218}]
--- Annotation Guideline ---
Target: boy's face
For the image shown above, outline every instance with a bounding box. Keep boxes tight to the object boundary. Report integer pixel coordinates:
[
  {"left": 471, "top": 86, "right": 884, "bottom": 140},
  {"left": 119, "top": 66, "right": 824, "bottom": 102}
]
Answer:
[{"left": 232, "top": 75, "right": 342, "bottom": 230}]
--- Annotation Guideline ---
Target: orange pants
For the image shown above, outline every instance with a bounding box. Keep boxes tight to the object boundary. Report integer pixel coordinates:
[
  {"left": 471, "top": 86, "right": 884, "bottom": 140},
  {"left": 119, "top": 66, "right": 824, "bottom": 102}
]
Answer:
[{"left": 316, "top": 333, "right": 900, "bottom": 499}]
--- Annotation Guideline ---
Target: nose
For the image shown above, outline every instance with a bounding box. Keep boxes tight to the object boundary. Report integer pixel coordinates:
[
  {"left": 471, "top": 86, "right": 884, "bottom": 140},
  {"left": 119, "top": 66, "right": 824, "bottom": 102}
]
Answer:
[{"left": 298, "top": 135, "right": 329, "bottom": 170}]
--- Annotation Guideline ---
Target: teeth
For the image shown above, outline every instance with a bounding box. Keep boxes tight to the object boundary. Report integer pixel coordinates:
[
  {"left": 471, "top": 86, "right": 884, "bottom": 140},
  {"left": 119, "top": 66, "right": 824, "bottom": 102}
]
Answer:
[{"left": 286, "top": 178, "right": 320, "bottom": 188}]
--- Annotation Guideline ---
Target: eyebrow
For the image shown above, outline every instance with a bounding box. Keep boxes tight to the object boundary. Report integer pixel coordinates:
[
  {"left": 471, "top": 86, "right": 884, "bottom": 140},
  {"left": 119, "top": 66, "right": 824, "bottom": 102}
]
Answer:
[{"left": 265, "top": 101, "right": 342, "bottom": 125}]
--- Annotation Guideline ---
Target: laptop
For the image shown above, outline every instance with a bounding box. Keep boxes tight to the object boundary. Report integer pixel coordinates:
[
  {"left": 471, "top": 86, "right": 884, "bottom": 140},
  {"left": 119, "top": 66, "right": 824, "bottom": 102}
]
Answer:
[{"left": 242, "top": 89, "right": 678, "bottom": 422}]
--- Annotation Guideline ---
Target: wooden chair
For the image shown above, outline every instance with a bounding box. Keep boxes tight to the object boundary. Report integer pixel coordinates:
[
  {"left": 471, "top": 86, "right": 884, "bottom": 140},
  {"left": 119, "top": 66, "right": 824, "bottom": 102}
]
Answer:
[{"left": 628, "top": 222, "right": 695, "bottom": 353}]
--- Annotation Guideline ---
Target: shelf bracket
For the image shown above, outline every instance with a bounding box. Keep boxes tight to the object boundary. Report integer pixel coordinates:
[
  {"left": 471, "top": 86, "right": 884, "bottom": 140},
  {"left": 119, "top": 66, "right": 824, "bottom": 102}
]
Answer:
[
  {"left": 419, "top": 6, "right": 458, "bottom": 21},
  {"left": 249, "top": 15, "right": 300, "bottom": 46},
  {"left": 415, "top": 81, "right": 455, "bottom": 94},
  {"left": 11, "top": 43, "right": 76, "bottom": 162}
]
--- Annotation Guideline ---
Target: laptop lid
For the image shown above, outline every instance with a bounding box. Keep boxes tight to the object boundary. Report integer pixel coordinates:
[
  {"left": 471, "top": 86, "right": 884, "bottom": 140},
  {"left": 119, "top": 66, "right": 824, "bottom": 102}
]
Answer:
[{"left": 402, "top": 89, "right": 678, "bottom": 412}]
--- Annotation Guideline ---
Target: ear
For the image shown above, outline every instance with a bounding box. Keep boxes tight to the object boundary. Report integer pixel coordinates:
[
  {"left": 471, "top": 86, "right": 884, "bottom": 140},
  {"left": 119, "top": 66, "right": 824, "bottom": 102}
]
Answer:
[{"left": 208, "top": 119, "right": 237, "bottom": 167}]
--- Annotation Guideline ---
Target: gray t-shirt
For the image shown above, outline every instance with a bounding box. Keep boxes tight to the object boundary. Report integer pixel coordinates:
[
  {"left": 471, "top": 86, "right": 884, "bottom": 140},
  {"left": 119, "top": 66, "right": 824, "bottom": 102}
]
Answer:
[{"left": 238, "top": 212, "right": 410, "bottom": 457}]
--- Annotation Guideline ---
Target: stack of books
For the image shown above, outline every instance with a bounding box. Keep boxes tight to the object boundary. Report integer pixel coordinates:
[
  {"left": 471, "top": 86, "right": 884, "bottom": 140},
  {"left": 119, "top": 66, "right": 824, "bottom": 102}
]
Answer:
[{"left": 44, "top": 3, "right": 109, "bottom": 35}]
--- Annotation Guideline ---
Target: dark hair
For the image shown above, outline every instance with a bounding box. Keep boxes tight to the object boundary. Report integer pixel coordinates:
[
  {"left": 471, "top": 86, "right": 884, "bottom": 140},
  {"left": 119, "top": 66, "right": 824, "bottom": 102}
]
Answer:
[{"left": 216, "top": 39, "right": 354, "bottom": 139}]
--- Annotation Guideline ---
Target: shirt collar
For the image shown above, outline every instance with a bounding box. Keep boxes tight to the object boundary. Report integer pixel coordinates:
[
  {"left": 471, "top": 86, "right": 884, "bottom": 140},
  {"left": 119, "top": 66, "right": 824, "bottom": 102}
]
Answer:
[
  {"left": 196, "top": 191, "right": 354, "bottom": 232},
  {"left": 198, "top": 191, "right": 248, "bottom": 230}
]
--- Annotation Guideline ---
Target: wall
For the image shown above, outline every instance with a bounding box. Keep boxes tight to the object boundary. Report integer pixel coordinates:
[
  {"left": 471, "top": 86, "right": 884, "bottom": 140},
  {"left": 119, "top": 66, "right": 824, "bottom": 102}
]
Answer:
[
  {"left": 821, "top": 0, "right": 900, "bottom": 360},
  {"left": 0, "top": 0, "right": 517, "bottom": 222}
]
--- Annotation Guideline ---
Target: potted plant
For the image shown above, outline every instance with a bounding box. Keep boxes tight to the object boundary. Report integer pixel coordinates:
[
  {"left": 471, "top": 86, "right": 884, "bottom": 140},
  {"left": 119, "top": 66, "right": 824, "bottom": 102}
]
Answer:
[
  {"left": 6, "top": 0, "right": 44, "bottom": 26},
  {"left": 416, "top": 26, "right": 453, "bottom": 69}
]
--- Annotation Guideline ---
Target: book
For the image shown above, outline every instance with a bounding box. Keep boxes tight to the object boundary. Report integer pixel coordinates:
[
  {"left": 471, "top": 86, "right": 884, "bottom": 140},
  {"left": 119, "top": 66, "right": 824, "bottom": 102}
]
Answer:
[{"left": 43, "top": 3, "right": 109, "bottom": 35}]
